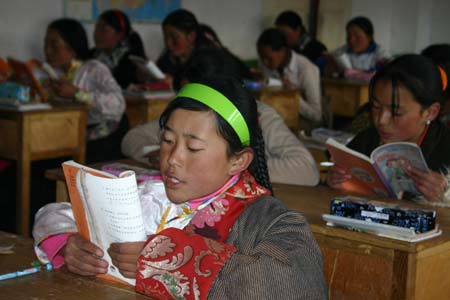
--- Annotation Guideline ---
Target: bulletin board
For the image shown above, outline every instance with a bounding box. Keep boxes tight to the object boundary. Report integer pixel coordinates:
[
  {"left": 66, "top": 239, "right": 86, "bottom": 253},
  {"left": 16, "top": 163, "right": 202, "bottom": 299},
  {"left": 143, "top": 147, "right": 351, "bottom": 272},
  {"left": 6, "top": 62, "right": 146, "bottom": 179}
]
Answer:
[{"left": 64, "top": 0, "right": 181, "bottom": 23}]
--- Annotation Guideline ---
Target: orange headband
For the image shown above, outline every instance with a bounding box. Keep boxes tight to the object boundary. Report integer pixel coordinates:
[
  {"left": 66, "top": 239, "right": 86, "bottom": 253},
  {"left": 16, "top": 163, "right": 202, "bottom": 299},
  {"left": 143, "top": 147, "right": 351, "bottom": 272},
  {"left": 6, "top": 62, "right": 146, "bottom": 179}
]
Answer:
[{"left": 438, "top": 65, "right": 448, "bottom": 91}]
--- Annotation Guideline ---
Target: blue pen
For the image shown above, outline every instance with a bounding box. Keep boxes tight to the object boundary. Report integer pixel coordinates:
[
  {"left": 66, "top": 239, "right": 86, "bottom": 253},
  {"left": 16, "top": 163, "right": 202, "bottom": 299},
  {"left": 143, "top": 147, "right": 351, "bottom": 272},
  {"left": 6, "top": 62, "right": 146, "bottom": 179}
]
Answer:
[
  {"left": 0, "top": 262, "right": 53, "bottom": 281},
  {"left": 0, "top": 267, "right": 40, "bottom": 280}
]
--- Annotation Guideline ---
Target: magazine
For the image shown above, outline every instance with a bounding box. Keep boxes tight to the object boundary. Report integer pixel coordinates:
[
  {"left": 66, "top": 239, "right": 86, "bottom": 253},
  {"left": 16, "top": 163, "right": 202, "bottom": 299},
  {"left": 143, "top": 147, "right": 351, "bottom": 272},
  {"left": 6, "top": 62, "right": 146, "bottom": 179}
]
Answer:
[{"left": 326, "top": 138, "right": 429, "bottom": 199}]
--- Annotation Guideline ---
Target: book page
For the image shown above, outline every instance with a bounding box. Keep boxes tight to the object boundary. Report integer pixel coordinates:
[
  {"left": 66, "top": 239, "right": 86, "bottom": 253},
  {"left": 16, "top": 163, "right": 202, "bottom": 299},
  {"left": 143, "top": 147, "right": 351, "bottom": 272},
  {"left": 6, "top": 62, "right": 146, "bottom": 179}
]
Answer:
[
  {"left": 78, "top": 170, "right": 146, "bottom": 285},
  {"left": 326, "top": 138, "right": 392, "bottom": 198},
  {"left": 371, "top": 142, "right": 429, "bottom": 199}
]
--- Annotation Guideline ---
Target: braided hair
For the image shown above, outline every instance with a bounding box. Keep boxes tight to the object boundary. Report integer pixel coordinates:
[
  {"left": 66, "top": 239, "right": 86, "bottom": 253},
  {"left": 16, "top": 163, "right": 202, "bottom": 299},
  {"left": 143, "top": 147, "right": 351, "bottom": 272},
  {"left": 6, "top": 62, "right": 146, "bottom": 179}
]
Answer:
[{"left": 159, "top": 76, "right": 273, "bottom": 192}]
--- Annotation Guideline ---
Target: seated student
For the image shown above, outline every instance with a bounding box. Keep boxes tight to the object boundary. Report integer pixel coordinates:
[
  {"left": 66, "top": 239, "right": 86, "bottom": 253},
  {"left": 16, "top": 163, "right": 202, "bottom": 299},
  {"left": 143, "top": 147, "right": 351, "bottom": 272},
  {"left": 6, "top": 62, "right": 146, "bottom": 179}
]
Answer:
[
  {"left": 275, "top": 10, "right": 327, "bottom": 66},
  {"left": 257, "top": 28, "right": 322, "bottom": 132},
  {"left": 421, "top": 43, "right": 450, "bottom": 127},
  {"left": 329, "top": 16, "right": 389, "bottom": 81},
  {"left": 33, "top": 77, "right": 328, "bottom": 299},
  {"left": 44, "top": 18, "right": 126, "bottom": 163},
  {"left": 327, "top": 54, "right": 450, "bottom": 203},
  {"left": 91, "top": 9, "right": 147, "bottom": 89},
  {"left": 122, "top": 48, "right": 320, "bottom": 186},
  {"left": 157, "top": 9, "right": 217, "bottom": 83}
]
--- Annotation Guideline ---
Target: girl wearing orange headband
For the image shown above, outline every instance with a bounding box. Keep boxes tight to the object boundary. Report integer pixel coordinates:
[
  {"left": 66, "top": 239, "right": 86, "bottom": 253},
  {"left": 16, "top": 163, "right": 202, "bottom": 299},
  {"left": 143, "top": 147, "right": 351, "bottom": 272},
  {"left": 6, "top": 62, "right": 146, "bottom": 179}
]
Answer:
[{"left": 328, "top": 54, "right": 450, "bottom": 203}]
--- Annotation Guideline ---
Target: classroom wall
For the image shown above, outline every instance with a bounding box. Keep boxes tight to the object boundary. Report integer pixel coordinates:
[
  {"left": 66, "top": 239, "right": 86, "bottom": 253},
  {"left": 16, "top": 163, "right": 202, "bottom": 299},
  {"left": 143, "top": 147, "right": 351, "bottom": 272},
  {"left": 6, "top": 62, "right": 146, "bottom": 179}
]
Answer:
[{"left": 0, "top": 0, "right": 450, "bottom": 62}]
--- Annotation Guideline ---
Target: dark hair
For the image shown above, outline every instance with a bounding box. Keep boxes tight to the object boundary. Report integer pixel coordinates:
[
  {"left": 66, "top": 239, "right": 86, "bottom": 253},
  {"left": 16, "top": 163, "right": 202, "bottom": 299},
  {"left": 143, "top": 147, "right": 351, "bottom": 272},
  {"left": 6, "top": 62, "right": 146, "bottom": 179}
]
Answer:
[
  {"left": 369, "top": 54, "right": 444, "bottom": 117},
  {"left": 421, "top": 44, "right": 450, "bottom": 99},
  {"left": 98, "top": 9, "right": 146, "bottom": 58},
  {"left": 48, "top": 18, "right": 90, "bottom": 60},
  {"left": 199, "top": 23, "right": 222, "bottom": 46},
  {"left": 275, "top": 10, "right": 305, "bottom": 31},
  {"left": 162, "top": 9, "right": 212, "bottom": 48},
  {"left": 173, "top": 48, "right": 245, "bottom": 91},
  {"left": 347, "top": 16, "right": 374, "bottom": 39},
  {"left": 159, "top": 76, "right": 272, "bottom": 192},
  {"left": 99, "top": 9, "right": 131, "bottom": 35},
  {"left": 257, "top": 28, "right": 287, "bottom": 51}
]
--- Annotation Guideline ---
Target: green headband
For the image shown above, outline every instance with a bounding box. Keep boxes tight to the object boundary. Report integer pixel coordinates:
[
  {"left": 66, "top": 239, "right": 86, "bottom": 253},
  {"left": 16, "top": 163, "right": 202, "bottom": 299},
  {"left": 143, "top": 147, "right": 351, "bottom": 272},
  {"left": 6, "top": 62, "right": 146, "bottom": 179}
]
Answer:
[{"left": 174, "top": 83, "right": 251, "bottom": 146}]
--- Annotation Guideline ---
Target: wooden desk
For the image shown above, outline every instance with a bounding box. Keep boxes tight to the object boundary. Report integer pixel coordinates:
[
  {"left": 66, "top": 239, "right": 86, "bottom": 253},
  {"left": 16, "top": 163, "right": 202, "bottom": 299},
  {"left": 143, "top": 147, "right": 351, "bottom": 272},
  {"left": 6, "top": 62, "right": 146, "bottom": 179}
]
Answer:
[
  {"left": 125, "top": 94, "right": 172, "bottom": 128},
  {"left": 0, "top": 231, "right": 152, "bottom": 300},
  {"left": 272, "top": 183, "right": 450, "bottom": 300},
  {"left": 323, "top": 78, "right": 369, "bottom": 117},
  {"left": 0, "top": 104, "right": 87, "bottom": 235},
  {"left": 258, "top": 88, "right": 300, "bottom": 133},
  {"left": 43, "top": 165, "right": 450, "bottom": 299}
]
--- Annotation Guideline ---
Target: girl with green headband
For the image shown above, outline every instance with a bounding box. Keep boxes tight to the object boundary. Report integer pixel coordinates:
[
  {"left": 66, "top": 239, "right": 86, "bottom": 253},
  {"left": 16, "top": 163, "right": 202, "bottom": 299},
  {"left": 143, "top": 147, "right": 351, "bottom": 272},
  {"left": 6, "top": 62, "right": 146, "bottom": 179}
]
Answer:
[{"left": 33, "top": 77, "right": 327, "bottom": 299}]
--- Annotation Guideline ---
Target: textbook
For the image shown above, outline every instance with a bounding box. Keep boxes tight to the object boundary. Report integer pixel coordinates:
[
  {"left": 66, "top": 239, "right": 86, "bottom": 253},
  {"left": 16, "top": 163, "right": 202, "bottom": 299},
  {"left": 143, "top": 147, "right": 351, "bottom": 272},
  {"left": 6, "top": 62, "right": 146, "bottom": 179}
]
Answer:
[
  {"left": 129, "top": 55, "right": 165, "bottom": 80},
  {"left": 62, "top": 160, "right": 147, "bottom": 285},
  {"left": 326, "top": 138, "right": 429, "bottom": 199}
]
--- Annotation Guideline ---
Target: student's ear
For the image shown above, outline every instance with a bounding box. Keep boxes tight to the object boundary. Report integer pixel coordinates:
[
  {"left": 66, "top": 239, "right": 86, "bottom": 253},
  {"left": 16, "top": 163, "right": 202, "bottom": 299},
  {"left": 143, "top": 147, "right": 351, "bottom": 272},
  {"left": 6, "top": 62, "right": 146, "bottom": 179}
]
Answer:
[
  {"left": 228, "top": 148, "right": 254, "bottom": 176},
  {"left": 424, "top": 102, "right": 441, "bottom": 121}
]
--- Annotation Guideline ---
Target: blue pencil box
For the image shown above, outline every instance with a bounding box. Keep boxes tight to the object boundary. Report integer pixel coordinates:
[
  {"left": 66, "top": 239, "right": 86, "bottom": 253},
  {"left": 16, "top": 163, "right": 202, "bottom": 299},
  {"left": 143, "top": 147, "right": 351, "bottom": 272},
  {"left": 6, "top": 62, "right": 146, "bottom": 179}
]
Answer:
[
  {"left": 330, "top": 196, "right": 436, "bottom": 233},
  {"left": 0, "top": 81, "right": 30, "bottom": 102}
]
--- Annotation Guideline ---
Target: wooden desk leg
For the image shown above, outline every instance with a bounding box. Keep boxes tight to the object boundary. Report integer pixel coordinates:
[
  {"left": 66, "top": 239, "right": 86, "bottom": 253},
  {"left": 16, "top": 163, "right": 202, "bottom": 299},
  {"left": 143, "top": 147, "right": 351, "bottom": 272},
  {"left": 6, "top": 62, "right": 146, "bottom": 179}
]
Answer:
[
  {"left": 75, "top": 111, "right": 87, "bottom": 164},
  {"left": 17, "top": 117, "right": 30, "bottom": 236},
  {"left": 55, "top": 181, "right": 69, "bottom": 203}
]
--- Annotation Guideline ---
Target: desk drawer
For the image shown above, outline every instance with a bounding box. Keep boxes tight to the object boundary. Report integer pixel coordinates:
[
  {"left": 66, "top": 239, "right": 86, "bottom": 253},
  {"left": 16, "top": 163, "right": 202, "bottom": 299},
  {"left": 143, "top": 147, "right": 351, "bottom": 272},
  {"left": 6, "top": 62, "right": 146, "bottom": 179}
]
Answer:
[{"left": 28, "top": 111, "right": 83, "bottom": 154}]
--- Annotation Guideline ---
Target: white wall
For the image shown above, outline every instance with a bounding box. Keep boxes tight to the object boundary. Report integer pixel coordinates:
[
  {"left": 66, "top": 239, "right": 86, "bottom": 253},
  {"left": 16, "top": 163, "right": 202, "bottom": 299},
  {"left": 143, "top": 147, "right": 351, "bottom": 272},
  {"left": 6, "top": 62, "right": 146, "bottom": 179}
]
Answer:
[
  {"left": 1, "top": 0, "right": 450, "bottom": 62},
  {"left": 351, "top": 0, "right": 450, "bottom": 56}
]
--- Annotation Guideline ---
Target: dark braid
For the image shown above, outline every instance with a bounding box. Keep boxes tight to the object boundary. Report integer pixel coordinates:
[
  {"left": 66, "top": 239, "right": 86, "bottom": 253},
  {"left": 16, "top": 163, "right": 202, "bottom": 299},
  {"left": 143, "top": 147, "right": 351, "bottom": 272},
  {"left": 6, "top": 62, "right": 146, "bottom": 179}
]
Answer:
[{"left": 249, "top": 124, "right": 273, "bottom": 193}]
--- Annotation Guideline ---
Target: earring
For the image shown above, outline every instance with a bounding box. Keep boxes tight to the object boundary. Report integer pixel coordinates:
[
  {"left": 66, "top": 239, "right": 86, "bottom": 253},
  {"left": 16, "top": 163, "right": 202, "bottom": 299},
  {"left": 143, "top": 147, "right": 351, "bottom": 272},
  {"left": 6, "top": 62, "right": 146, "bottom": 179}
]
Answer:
[{"left": 426, "top": 120, "right": 431, "bottom": 125}]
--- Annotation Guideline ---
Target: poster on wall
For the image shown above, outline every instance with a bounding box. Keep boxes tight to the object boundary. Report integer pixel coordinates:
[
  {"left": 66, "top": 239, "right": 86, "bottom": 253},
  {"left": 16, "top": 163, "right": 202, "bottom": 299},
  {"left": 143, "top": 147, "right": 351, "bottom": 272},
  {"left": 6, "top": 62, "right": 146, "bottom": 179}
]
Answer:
[{"left": 64, "top": 0, "right": 181, "bottom": 23}]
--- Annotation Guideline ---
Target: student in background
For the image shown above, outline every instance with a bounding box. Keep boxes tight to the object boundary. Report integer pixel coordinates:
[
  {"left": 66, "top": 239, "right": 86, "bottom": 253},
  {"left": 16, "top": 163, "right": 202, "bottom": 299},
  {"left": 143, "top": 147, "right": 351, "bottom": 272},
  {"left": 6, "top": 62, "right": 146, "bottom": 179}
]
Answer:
[
  {"left": 122, "top": 48, "right": 320, "bottom": 186},
  {"left": 91, "top": 9, "right": 147, "bottom": 89},
  {"left": 328, "top": 16, "right": 389, "bottom": 81},
  {"left": 33, "top": 77, "right": 328, "bottom": 300},
  {"left": 45, "top": 18, "right": 126, "bottom": 163},
  {"left": 257, "top": 28, "right": 322, "bottom": 132},
  {"left": 421, "top": 43, "right": 450, "bottom": 127},
  {"left": 275, "top": 10, "right": 327, "bottom": 67},
  {"left": 199, "top": 23, "right": 253, "bottom": 80},
  {"left": 157, "top": 9, "right": 217, "bottom": 83},
  {"left": 327, "top": 54, "right": 450, "bottom": 203}
]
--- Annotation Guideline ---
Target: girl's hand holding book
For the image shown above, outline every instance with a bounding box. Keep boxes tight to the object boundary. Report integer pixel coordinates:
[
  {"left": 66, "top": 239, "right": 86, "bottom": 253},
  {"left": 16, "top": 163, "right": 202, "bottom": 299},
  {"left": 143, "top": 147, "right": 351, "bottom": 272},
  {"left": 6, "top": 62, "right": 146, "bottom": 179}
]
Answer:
[
  {"left": 406, "top": 166, "right": 449, "bottom": 202},
  {"left": 49, "top": 79, "right": 78, "bottom": 99},
  {"left": 62, "top": 234, "right": 108, "bottom": 276},
  {"left": 327, "top": 164, "right": 352, "bottom": 188},
  {"left": 108, "top": 242, "right": 146, "bottom": 279}
]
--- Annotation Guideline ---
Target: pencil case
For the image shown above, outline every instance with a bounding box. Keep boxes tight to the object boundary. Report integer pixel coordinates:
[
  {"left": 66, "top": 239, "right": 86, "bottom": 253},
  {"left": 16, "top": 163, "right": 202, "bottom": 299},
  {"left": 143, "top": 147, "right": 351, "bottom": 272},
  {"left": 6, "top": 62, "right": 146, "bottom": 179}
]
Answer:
[
  {"left": 330, "top": 196, "right": 436, "bottom": 233},
  {"left": 0, "top": 81, "right": 30, "bottom": 102}
]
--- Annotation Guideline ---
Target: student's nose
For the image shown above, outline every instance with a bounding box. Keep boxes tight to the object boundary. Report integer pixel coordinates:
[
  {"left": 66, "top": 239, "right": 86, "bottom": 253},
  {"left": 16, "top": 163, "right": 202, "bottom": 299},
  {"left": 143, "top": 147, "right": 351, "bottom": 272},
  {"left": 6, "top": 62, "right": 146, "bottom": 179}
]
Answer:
[
  {"left": 376, "top": 108, "right": 392, "bottom": 126},
  {"left": 167, "top": 143, "right": 183, "bottom": 167}
]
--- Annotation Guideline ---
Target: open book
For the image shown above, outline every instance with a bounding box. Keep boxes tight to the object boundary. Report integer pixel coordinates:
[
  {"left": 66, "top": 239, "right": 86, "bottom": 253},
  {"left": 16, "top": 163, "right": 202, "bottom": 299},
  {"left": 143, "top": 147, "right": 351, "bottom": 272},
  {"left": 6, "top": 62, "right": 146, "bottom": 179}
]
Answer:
[
  {"left": 62, "top": 160, "right": 147, "bottom": 285},
  {"left": 326, "top": 138, "right": 429, "bottom": 199},
  {"left": 129, "top": 54, "right": 165, "bottom": 80}
]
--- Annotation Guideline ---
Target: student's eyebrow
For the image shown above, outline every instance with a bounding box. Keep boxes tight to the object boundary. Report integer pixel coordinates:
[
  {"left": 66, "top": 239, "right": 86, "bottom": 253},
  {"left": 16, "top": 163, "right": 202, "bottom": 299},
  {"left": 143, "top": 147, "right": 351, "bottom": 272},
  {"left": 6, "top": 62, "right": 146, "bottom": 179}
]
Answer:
[{"left": 163, "top": 125, "right": 207, "bottom": 143}]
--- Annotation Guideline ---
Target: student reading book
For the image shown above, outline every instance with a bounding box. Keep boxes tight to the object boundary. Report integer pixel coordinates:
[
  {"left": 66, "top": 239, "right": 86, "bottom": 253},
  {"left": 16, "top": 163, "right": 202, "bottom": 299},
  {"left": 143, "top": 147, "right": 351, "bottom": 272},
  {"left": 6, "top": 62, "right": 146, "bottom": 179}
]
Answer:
[
  {"left": 61, "top": 160, "right": 147, "bottom": 285},
  {"left": 33, "top": 77, "right": 327, "bottom": 299},
  {"left": 327, "top": 54, "right": 450, "bottom": 204},
  {"left": 326, "top": 138, "right": 428, "bottom": 199}
]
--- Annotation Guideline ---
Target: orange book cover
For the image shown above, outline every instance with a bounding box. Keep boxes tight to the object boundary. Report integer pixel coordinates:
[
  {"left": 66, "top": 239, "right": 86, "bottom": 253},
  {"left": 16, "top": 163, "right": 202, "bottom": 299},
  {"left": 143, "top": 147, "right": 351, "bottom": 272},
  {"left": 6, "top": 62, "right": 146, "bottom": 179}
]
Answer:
[
  {"left": 7, "top": 57, "right": 49, "bottom": 102},
  {"left": 326, "top": 138, "right": 394, "bottom": 198},
  {"left": 62, "top": 160, "right": 146, "bottom": 285}
]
